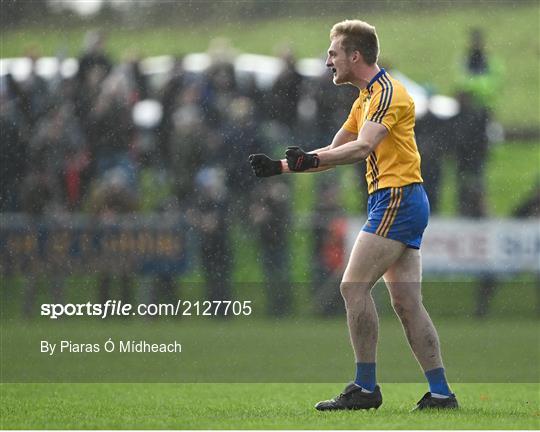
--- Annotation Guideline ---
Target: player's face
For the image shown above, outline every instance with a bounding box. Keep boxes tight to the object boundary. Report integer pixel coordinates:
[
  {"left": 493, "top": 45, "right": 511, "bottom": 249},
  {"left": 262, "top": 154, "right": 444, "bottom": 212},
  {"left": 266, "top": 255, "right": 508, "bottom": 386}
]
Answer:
[{"left": 326, "top": 37, "right": 353, "bottom": 85}]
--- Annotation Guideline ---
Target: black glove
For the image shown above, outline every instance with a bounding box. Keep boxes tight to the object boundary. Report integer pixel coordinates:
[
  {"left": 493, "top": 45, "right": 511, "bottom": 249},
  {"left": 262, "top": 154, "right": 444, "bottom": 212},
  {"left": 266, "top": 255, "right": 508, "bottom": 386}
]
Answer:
[
  {"left": 285, "top": 146, "right": 320, "bottom": 172},
  {"left": 249, "top": 154, "right": 282, "bottom": 177}
]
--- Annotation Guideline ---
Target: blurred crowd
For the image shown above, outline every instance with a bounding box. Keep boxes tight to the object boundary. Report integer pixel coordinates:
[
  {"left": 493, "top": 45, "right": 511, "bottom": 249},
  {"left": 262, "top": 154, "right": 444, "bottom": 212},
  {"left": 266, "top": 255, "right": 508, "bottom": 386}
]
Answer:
[
  {"left": 2, "top": 29, "right": 536, "bottom": 317},
  {"left": 1, "top": 31, "right": 360, "bottom": 317},
  {"left": 0, "top": 32, "right": 361, "bottom": 217}
]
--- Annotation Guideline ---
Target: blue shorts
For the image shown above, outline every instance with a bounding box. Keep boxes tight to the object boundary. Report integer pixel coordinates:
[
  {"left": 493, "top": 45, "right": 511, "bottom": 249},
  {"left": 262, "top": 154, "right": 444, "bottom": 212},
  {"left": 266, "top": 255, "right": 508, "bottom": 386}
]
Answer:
[{"left": 362, "top": 183, "right": 430, "bottom": 249}]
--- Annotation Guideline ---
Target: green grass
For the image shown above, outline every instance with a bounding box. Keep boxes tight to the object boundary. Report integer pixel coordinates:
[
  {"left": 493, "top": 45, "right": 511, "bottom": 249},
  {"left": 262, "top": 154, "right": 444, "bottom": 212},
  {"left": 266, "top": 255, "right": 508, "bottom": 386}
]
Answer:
[
  {"left": 1, "top": 383, "right": 538, "bottom": 429},
  {"left": 1, "top": 317, "right": 538, "bottom": 383},
  {"left": 2, "top": 3, "right": 539, "bottom": 128},
  {"left": 486, "top": 141, "right": 540, "bottom": 215},
  {"left": 438, "top": 140, "right": 540, "bottom": 216},
  {"left": 1, "top": 309, "right": 538, "bottom": 428}
]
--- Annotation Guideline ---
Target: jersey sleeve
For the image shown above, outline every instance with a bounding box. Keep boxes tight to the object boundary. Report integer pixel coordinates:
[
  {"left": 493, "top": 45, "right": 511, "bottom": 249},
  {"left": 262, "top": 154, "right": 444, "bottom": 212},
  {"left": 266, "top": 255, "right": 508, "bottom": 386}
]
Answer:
[
  {"left": 342, "top": 99, "right": 360, "bottom": 134},
  {"left": 366, "top": 82, "right": 400, "bottom": 131}
]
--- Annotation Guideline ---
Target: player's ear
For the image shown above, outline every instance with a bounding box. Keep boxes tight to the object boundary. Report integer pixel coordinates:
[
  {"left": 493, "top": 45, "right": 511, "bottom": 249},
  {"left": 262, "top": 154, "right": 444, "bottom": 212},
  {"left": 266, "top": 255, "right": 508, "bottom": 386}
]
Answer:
[{"left": 351, "top": 50, "right": 361, "bottom": 63}]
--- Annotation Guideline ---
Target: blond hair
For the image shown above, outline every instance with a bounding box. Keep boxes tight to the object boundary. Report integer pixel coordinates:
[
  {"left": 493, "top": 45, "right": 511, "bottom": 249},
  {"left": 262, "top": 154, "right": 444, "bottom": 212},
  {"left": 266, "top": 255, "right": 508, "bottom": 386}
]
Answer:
[{"left": 330, "top": 20, "right": 379, "bottom": 65}]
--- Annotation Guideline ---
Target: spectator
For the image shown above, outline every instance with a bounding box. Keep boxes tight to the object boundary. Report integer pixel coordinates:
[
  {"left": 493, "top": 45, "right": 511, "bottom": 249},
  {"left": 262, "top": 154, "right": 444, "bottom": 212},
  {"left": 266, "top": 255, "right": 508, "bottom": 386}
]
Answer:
[
  {"left": 454, "top": 28, "right": 504, "bottom": 216},
  {"left": 457, "top": 28, "right": 503, "bottom": 112},
  {"left": 187, "top": 167, "right": 233, "bottom": 306},
  {"left": 313, "top": 68, "right": 357, "bottom": 147},
  {"left": 311, "top": 180, "right": 347, "bottom": 316},
  {"left": 86, "top": 70, "right": 137, "bottom": 187},
  {"left": 138, "top": 150, "right": 181, "bottom": 309},
  {"left": 74, "top": 31, "right": 112, "bottom": 124},
  {"left": 202, "top": 60, "right": 238, "bottom": 127},
  {"left": 415, "top": 105, "right": 452, "bottom": 214},
  {"left": 167, "top": 83, "right": 206, "bottom": 205},
  {"left": 269, "top": 47, "right": 303, "bottom": 131},
  {"left": 222, "top": 96, "right": 262, "bottom": 213},
  {"left": 29, "top": 104, "right": 89, "bottom": 208},
  {"left": 16, "top": 47, "right": 51, "bottom": 128},
  {"left": 157, "top": 57, "right": 185, "bottom": 161},
  {"left": 86, "top": 167, "right": 139, "bottom": 305},
  {"left": 76, "top": 30, "right": 112, "bottom": 91},
  {"left": 0, "top": 92, "right": 26, "bottom": 211},
  {"left": 454, "top": 29, "right": 504, "bottom": 317},
  {"left": 249, "top": 179, "right": 292, "bottom": 316},
  {"left": 453, "top": 90, "right": 490, "bottom": 217},
  {"left": 19, "top": 156, "right": 65, "bottom": 318}
]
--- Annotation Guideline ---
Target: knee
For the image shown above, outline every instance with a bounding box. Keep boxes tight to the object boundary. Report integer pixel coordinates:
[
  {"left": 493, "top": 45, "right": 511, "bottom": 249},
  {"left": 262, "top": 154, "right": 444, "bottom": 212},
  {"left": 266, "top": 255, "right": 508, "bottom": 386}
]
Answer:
[
  {"left": 340, "top": 281, "right": 371, "bottom": 305},
  {"left": 339, "top": 282, "right": 352, "bottom": 303},
  {"left": 391, "top": 294, "right": 423, "bottom": 318}
]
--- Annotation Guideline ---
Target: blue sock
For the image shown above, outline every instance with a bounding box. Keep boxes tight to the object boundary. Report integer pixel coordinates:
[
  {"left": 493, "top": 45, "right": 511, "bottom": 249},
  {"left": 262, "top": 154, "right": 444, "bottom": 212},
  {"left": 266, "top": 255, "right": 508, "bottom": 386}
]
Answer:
[
  {"left": 354, "top": 362, "right": 376, "bottom": 391},
  {"left": 425, "top": 367, "right": 451, "bottom": 396}
]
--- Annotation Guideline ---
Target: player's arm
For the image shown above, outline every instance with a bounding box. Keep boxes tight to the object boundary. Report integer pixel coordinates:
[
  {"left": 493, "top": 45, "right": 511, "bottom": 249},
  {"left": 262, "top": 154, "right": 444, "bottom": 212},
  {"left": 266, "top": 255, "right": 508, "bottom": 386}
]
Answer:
[
  {"left": 280, "top": 127, "right": 358, "bottom": 173},
  {"left": 284, "top": 122, "right": 387, "bottom": 172},
  {"left": 248, "top": 128, "right": 357, "bottom": 177},
  {"left": 311, "top": 127, "right": 359, "bottom": 153},
  {"left": 317, "top": 121, "right": 387, "bottom": 166}
]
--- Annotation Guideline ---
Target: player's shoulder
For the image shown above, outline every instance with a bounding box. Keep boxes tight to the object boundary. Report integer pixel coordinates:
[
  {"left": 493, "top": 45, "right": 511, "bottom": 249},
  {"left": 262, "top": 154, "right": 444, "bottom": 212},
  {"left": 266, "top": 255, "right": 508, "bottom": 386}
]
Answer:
[
  {"left": 371, "top": 73, "right": 411, "bottom": 104},
  {"left": 370, "top": 73, "right": 407, "bottom": 95}
]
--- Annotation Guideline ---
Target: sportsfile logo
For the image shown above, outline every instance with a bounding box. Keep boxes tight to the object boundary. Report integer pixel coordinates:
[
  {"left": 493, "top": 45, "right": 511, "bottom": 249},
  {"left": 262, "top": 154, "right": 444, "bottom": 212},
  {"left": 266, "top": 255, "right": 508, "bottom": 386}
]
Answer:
[
  {"left": 41, "top": 300, "right": 133, "bottom": 319},
  {"left": 40, "top": 300, "right": 253, "bottom": 319}
]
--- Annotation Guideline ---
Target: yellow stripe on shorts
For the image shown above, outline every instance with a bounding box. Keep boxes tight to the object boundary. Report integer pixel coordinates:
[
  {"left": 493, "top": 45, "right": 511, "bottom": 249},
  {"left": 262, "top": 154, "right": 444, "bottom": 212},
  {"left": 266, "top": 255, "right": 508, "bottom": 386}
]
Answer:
[
  {"left": 381, "top": 188, "right": 403, "bottom": 237},
  {"left": 376, "top": 188, "right": 397, "bottom": 236}
]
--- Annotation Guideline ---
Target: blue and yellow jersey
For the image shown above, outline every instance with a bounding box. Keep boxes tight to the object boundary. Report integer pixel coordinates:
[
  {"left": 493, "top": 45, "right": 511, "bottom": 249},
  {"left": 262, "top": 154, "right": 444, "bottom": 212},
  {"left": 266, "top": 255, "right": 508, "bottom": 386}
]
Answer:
[{"left": 342, "top": 69, "right": 423, "bottom": 194}]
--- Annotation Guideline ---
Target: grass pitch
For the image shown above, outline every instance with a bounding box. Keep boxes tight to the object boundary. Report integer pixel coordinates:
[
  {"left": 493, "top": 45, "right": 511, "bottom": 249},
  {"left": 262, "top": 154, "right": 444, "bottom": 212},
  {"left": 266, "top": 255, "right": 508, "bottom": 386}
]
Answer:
[
  {"left": 1, "top": 317, "right": 538, "bottom": 428},
  {"left": 2, "top": 317, "right": 538, "bottom": 383},
  {"left": 1, "top": 383, "right": 538, "bottom": 429}
]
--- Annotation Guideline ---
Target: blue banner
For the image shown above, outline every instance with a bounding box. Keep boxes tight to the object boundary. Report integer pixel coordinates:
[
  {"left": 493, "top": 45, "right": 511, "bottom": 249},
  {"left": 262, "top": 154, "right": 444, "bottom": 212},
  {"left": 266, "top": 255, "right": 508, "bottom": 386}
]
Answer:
[{"left": 0, "top": 214, "right": 189, "bottom": 275}]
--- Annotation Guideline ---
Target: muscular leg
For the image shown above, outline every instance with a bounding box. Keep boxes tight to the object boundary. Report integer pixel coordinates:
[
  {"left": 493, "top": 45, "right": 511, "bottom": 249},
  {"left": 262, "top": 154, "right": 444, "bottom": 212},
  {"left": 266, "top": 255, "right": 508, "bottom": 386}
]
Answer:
[
  {"left": 315, "top": 233, "right": 444, "bottom": 411},
  {"left": 383, "top": 248, "right": 444, "bottom": 372},
  {"left": 341, "top": 231, "right": 406, "bottom": 362}
]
